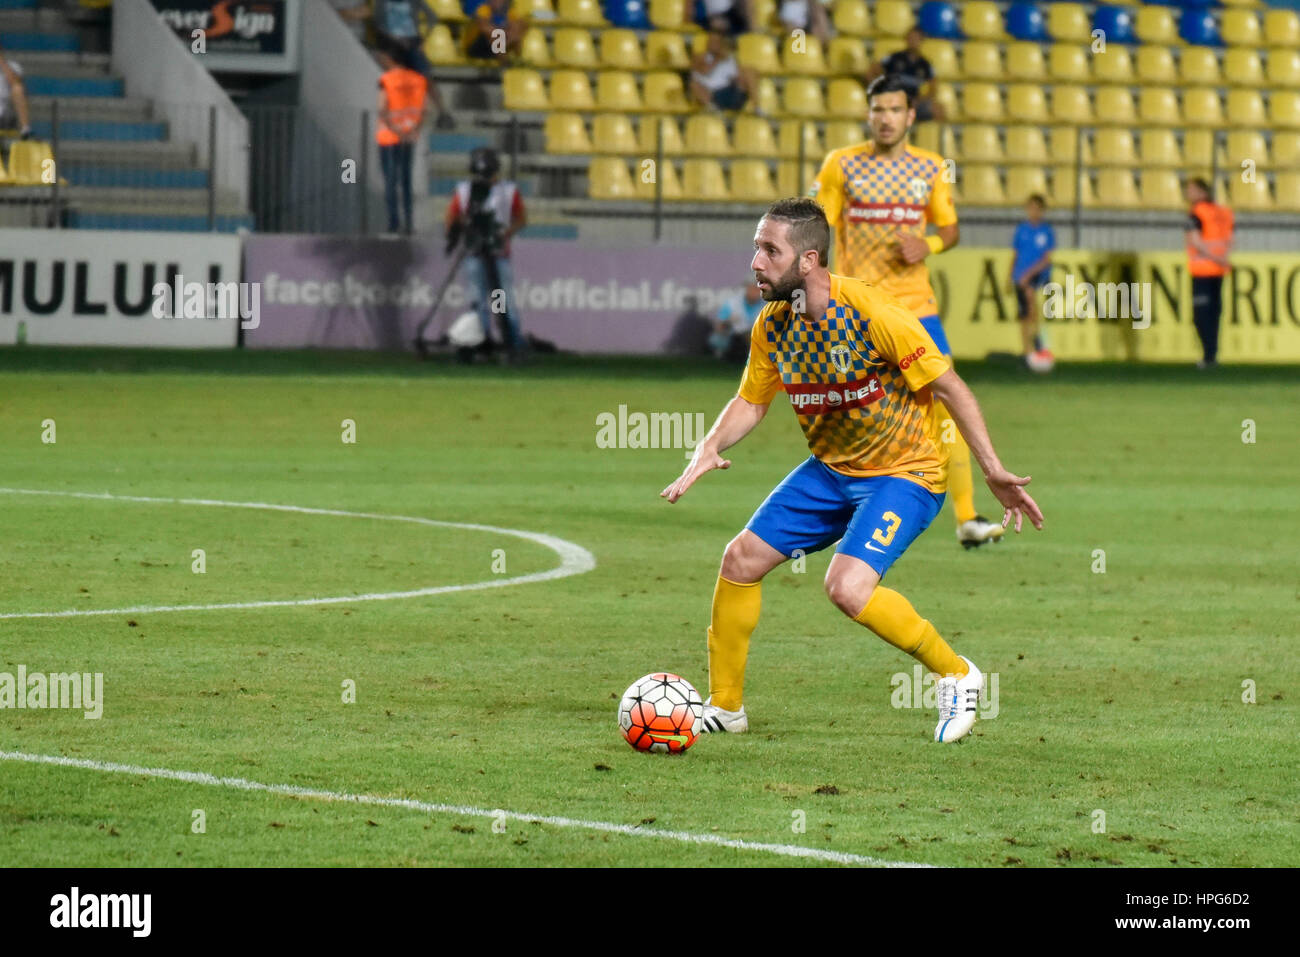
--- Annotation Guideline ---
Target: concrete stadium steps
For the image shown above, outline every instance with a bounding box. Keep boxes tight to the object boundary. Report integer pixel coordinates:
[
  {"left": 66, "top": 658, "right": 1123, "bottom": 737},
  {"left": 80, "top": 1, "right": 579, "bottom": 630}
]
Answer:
[
  {"left": 58, "top": 140, "right": 197, "bottom": 170},
  {"left": 28, "top": 95, "right": 155, "bottom": 124}
]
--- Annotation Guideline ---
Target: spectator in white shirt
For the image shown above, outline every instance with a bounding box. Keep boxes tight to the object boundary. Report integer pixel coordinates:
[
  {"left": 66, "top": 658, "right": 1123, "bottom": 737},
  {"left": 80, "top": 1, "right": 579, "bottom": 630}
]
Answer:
[{"left": 688, "top": 31, "right": 755, "bottom": 111}]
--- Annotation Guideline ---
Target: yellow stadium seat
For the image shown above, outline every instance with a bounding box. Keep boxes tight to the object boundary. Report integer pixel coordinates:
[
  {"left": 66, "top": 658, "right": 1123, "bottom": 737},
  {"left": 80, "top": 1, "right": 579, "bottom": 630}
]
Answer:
[
  {"left": 1267, "top": 48, "right": 1300, "bottom": 87},
  {"left": 1006, "top": 166, "right": 1049, "bottom": 203},
  {"left": 643, "top": 72, "right": 690, "bottom": 112},
  {"left": 1229, "top": 174, "right": 1273, "bottom": 211},
  {"left": 961, "top": 41, "right": 1002, "bottom": 80},
  {"left": 1222, "top": 9, "right": 1262, "bottom": 47},
  {"left": 1093, "top": 129, "right": 1137, "bottom": 166},
  {"left": 776, "top": 161, "right": 817, "bottom": 196},
  {"left": 1048, "top": 44, "right": 1089, "bottom": 82},
  {"left": 753, "top": 77, "right": 780, "bottom": 116},
  {"left": 684, "top": 114, "right": 731, "bottom": 156},
  {"left": 592, "top": 113, "right": 639, "bottom": 153},
  {"left": 753, "top": 0, "right": 775, "bottom": 31},
  {"left": 1179, "top": 47, "right": 1221, "bottom": 87},
  {"left": 1272, "top": 91, "right": 1300, "bottom": 130},
  {"left": 1275, "top": 172, "right": 1300, "bottom": 213},
  {"left": 503, "top": 69, "right": 548, "bottom": 110},
  {"left": 518, "top": 28, "right": 552, "bottom": 67},
  {"left": 956, "top": 164, "right": 1005, "bottom": 205},
  {"left": 556, "top": 0, "right": 606, "bottom": 27},
  {"left": 1227, "top": 90, "right": 1267, "bottom": 127},
  {"left": 1092, "top": 169, "right": 1141, "bottom": 209},
  {"left": 1224, "top": 49, "right": 1264, "bottom": 87},
  {"left": 827, "top": 37, "right": 870, "bottom": 76},
  {"left": 648, "top": 0, "right": 685, "bottom": 29},
  {"left": 1005, "top": 126, "right": 1048, "bottom": 163},
  {"left": 827, "top": 78, "right": 867, "bottom": 118},
  {"left": 517, "top": 0, "right": 554, "bottom": 20},
  {"left": 874, "top": 0, "right": 914, "bottom": 36},
  {"left": 1092, "top": 47, "right": 1134, "bottom": 84},
  {"left": 962, "top": 1, "right": 1004, "bottom": 40},
  {"left": 644, "top": 31, "right": 688, "bottom": 70},
  {"left": 733, "top": 115, "right": 778, "bottom": 157},
  {"left": 600, "top": 29, "right": 645, "bottom": 69},
  {"left": 737, "top": 33, "right": 780, "bottom": 74},
  {"left": 932, "top": 82, "right": 959, "bottom": 121},
  {"left": 823, "top": 121, "right": 866, "bottom": 151},
  {"left": 1182, "top": 88, "right": 1224, "bottom": 127},
  {"left": 1226, "top": 131, "right": 1269, "bottom": 168},
  {"left": 1006, "top": 42, "right": 1046, "bottom": 81},
  {"left": 960, "top": 124, "right": 1002, "bottom": 162},
  {"left": 549, "top": 70, "right": 595, "bottom": 109},
  {"left": 553, "top": 28, "right": 598, "bottom": 68},
  {"left": 1183, "top": 129, "right": 1217, "bottom": 167},
  {"left": 588, "top": 157, "right": 636, "bottom": 199},
  {"left": 961, "top": 83, "right": 1003, "bottom": 122},
  {"left": 423, "top": 24, "right": 464, "bottom": 65},
  {"left": 1051, "top": 167, "right": 1095, "bottom": 207},
  {"left": 729, "top": 159, "right": 778, "bottom": 201},
  {"left": 1141, "top": 170, "right": 1185, "bottom": 211},
  {"left": 1273, "top": 132, "right": 1300, "bottom": 166},
  {"left": 1048, "top": 85, "right": 1091, "bottom": 124},
  {"left": 8, "top": 141, "right": 53, "bottom": 185},
  {"left": 777, "top": 119, "right": 824, "bottom": 159},
  {"left": 638, "top": 115, "right": 683, "bottom": 155},
  {"left": 782, "top": 78, "right": 826, "bottom": 117},
  {"left": 918, "top": 39, "right": 957, "bottom": 79},
  {"left": 634, "top": 158, "right": 683, "bottom": 200},
  {"left": 1138, "top": 87, "right": 1179, "bottom": 126},
  {"left": 1048, "top": 4, "right": 1091, "bottom": 43},
  {"left": 782, "top": 33, "right": 828, "bottom": 76},
  {"left": 910, "top": 123, "right": 952, "bottom": 156},
  {"left": 1002, "top": 84, "right": 1046, "bottom": 123},
  {"left": 1135, "top": 6, "right": 1177, "bottom": 45},
  {"left": 544, "top": 113, "right": 592, "bottom": 154},
  {"left": 834, "top": 0, "right": 871, "bottom": 38},
  {"left": 1140, "top": 129, "right": 1182, "bottom": 167},
  {"left": 428, "top": 0, "right": 468, "bottom": 23},
  {"left": 1136, "top": 46, "right": 1177, "bottom": 85},
  {"left": 1094, "top": 87, "right": 1136, "bottom": 124},
  {"left": 681, "top": 159, "right": 728, "bottom": 200},
  {"left": 1050, "top": 127, "right": 1080, "bottom": 165},
  {"left": 596, "top": 71, "right": 642, "bottom": 111},
  {"left": 1264, "top": 9, "right": 1300, "bottom": 48}
]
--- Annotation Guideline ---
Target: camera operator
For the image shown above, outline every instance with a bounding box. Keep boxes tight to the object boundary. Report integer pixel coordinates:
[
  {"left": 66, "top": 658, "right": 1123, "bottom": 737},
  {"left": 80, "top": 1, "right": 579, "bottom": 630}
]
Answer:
[{"left": 444, "top": 147, "right": 528, "bottom": 359}]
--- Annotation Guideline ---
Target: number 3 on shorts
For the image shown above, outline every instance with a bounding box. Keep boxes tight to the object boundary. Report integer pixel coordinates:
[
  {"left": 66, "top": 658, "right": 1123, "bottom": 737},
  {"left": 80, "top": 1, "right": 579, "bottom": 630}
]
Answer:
[{"left": 872, "top": 511, "right": 902, "bottom": 547}]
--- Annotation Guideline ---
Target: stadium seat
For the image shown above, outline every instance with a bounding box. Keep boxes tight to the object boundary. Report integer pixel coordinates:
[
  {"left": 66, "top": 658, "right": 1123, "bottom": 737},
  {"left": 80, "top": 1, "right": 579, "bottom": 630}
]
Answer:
[
  {"left": 960, "top": 124, "right": 1002, "bottom": 162},
  {"left": 1264, "top": 10, "right": 1300, "bottom": 49},
  {"left": 1275, "top": 172, "right": 1300, "bottom": 213},
  {"left": 544, "top": 113, "right": 592, "bottom": 153},
  {"left": 1273, "top": 132, "right": 1300, "bottom": 168},
  {"left": 1093, "top": 47, "right": 1134, "bottom": 84},
  {"left": 1006, "top": 42, "right": 1046, "bottom": 81},
  {"left": 1092, "top": 5, "right": 1135, "bottom": 47},
  {"left": 961, "top": 1, "right": 1004, "bottom": 41},
  {"left": 961, "top": 83, "right": 1003, "bottom": 122},
  {"left": 647, "top": 0, "right": 684, "bottom": 29},
  {"left": 1005, "top": 125, "right": 1049, "bottom": 163},
  {"left": 1050, "top": 127, "right": 1081, "bottom": 165},
  {"left": 1267, "top": 49, "right": 1300, "bottom": 88},
  {"left": 1093, "top": 129, "right": 1137, "bottom": 166},
  {"left": 833, "top": 0, "right": 871, "bottom": 38},
  {"left": 733, "top": 115, "right": 778, "bottom": 157},
  {"left": 7, "top": 141, "right": 53, "bottom": 185},
  {"left": 549, "top": 70, "right": 595, "bottom": 110},
  {"left": 557, "top": 0, "right": 607, "bottom": 26},
  {"left": 596, "top": 71, "right": 642, "bottom": 111},
  {"left": 827, "top": 78, "right": 867, "bottom": 119},
  {"left": 1006, "top": 2, "right": 1048, "bottom": 43},
  {"left": 1141, "top": 170, "right": 1185, "bottom": 211},
  {"left": 680, "top": 159, "right": 728, "bottom": 200},
  {"left": 588, "top": 157, "right": 636, "bottom": 198},
  {"left": 644, "top": 31, "right": 688, "bottom": 70},
  {"left": 1048, "top": 45, "right": 1090, "bottom": 82},
  {"left": 1137, "top": 130, "right": 1180, "bottom": 169},
  {"left": 424, "top": 24, "right": 465, "bottom": 65},
  {"left": 728, "top": 159, "right": 778, "bottom": 201},
  {"left": 1009, "top": 84, "right": 1049, "bottom": 122},
  {"left": 554, "top": 28, "right": 599, "bottom": 68},
  {"left": 604, "top": 0, "right": 650, "bottom": 28},
  {"left": 824, "top": 121, "right": 866, "bottom": 151},
  {"left": 777, "top": 119, "right": 824, "bottom": 159},
  {"left": 1047, "top": 4, "right": 1091, "bottom": 44},
  {"left": 782, "top": 78, "right": 826, "bottom": 117},
  {"left": 1135, "top": 6, "right": 1177, "bottom": 46},
  {"left": 752, "top": 78, "right": 780, "bottom": 116},
  {"left": 910, "top": 123, "right": 952, "bottom": 157},
  {"left": 776, "top": 161, "right": 818, "bottom": 197},
  {"left": 1180, "top": 9, "right": 1221, "bottom": 48},
  {"left": 918, "top": 1, "right": 961, "bottom": 39},
  {"left": 429, "top": 0, "right": 468, "bottom": 22},
  {"left": 1092, "top": 169, "right": 1141, "bottom": 209},
  {"left": 1048, "top": 85, "right": 1091, "bottom": 124},
  {"left": 874, "top": 0, "right": 914, "bottom": 36},
  {"left": 517, "top": 0, "right": 555, "bottom": 20},
  {"left": 1224, "top": 49, "right": 1264, "bottom": 87},
  {"left": 1182, "top": 88, "right": 1224, "bottom": 127},
  {"left": 600, "top": 29, "right": 645, "bottom": 69},
  {"left": 1138, "top": 87, "right": 1180, "bottom": 127},
  {"left": 874, "top": 37, "right": 907, "bottom": 63},
  {"left": 592, "top": 113, "right": 639, "bottom": 153},
  {"left": 643, "top": 72, "right": 689, "bottom": 112},
  {"left": 932, "top": 82, "right": 959, "bottom": 121},
  {"left": 961, "top": 41, "right": 1002, "bottom": 80},
  {"left": 638, "top": 114, "right": 683, "bottom": 155},
  {"left": 518, "top": 28, "right": 552, "bottom": 66},
  {"left": 955, "top": 164, "right": 1005, "bottom": 205},
  {"left": 737, "top": 33, "right": 781, "bottom": 74},
  {"left": 1222, "top": 10, "right": 1262, "bottom": 48},
  {"left": 1226, "top": 90, "right": 1267, "bottom": 128},
  {"left": 503, "top": 69, "right": 548, "bottom": 110},
  {"left": 753, "top": 0, "right": 775, "bottom": 31},
  {"left": 1094, "top": 87, "right": 1136, "bottom": 124},
  {"left": 1271, "top": 92, "right": 1300, "bottom": 130},
  {"left": 920, "top": 39, "right": 958, "bottom": 79},
  {"left": 1178, "top": 46, "right": 1221, "bottom": 87},
  {"left": 1136, "top": 46, "right": 1177, "bottom": 85},
  {"left": 1226, "top": 131, "right": 1269, "bottom": 170},
  {"left": 782, "top": 33, "right": 828, "bottom": 76},
  {"left": 1051, "top": 166, "right": 1095, "bottom": 207},
  {"left": 1006, "top": 165, "right": 1049, "bottom": 203},
  {"left": 683, "top": 114, "right": 730, "bottom": 156},
  {"left": 1229, "top": 174, "right": 1273, "bottom": 212},
  {"left": 634, "top": 157, "right": 683, "bottom": 200},
  {"left": 827, "top": 37, "right": 870, "bottom": 76}
]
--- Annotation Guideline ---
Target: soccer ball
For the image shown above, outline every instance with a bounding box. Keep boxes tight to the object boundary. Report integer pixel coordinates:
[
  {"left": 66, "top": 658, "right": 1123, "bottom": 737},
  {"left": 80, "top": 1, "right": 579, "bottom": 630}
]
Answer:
[{"left": 617, "top": 673, "right": 704, "bottom": 754}]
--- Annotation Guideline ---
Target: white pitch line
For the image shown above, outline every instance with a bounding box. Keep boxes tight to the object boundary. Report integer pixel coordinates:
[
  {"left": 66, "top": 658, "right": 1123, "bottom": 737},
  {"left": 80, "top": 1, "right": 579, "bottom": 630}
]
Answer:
[
  {"left": 0, "top": 750, "right": 929, "bottom": 868},
  {"left": 0, "top": 487, "right": 595, "bottom": 619}
]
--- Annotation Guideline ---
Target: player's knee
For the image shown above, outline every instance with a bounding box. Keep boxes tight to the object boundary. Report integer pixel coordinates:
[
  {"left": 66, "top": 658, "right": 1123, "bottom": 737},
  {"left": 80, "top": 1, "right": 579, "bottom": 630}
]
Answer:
[
  {"left": 720, "top": 532, "right": 768, "bottom": 583},
  {"left": 824, "top": 570, "right": 873, "bottom": 618}
]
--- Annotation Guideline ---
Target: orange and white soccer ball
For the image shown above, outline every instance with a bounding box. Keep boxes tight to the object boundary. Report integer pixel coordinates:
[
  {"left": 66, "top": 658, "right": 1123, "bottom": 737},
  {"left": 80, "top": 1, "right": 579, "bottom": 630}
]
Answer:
[{"left": 618, "top": 673, "right": 704, "bottom": 753}]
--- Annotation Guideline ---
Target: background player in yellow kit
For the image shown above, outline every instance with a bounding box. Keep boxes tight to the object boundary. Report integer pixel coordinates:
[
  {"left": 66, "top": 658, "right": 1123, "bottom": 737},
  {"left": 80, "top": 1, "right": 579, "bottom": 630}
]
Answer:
[
  {"left": 661, "top": 199, "right": 1043, "bottom": 742},
  {"left": 809, "top": 74, "right": 1003, "bottom": 550}
]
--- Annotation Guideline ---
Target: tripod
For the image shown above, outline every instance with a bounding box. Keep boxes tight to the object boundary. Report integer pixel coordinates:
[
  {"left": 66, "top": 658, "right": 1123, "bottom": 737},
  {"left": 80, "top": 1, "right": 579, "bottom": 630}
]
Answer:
[{"left": 413, "top": 242, "right": 519, "bottom": 360}]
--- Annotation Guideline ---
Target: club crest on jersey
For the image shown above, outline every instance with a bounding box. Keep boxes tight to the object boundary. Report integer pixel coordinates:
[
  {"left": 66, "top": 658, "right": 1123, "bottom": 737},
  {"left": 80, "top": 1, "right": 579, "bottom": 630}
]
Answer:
[
  {"left": 829, "top": 344, "right": 852, "bottom": 374},
  {"left": 908, "top": 177, "right": 929, "bottom": 203}
]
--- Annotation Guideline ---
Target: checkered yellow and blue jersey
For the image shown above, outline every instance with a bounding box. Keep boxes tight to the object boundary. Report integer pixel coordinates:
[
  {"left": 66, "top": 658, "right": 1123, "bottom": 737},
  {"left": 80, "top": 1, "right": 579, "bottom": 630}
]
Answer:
[
  {"left": 737, "top": 274, "right": 952, "bottom": 492},
  {"left": 809, "top": 142, "right": 956, "bottom": 318}
]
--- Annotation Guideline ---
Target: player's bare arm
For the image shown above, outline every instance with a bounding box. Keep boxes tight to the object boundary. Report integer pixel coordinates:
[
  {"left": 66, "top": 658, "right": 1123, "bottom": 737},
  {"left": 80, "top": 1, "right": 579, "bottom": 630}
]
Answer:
[
  {"left": 899, "top": 223, "right": 959, "bottom": 265},
  {"left": 928, "top": 368, "right": 1044, "bottom": 532},
  {"left": 660, "top": 396, "right": 768, "bottom": 503}
]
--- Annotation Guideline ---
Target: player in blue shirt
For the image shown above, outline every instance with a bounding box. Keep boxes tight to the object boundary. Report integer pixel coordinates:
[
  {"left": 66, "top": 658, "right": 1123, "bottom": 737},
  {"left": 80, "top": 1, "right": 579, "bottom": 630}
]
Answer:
[{"left": 1010, "top": 194, "right": 1055, "bottom": 370}]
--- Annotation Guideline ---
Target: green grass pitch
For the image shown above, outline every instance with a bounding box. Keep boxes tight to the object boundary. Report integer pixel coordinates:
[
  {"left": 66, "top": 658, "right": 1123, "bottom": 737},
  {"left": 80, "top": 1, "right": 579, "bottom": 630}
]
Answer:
[{"left": 0, "top": 347, "right": 1296, "bottom": 867}]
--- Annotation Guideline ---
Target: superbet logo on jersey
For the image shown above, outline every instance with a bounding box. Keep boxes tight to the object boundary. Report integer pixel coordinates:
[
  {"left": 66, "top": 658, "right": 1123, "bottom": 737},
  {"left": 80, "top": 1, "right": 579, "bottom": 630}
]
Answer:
[
  {"left": 846, "top": 202, "right": 925, "bottom": 225},
  {"left": 784, "top": 376, "right": 885, "bottom": 416}
]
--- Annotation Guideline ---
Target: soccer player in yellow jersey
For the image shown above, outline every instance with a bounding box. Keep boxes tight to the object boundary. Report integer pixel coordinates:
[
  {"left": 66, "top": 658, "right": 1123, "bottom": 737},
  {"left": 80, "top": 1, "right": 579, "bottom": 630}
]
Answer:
[
  {"left": 661, "top": 199, "right": 1043, "bottom": 742},
  {"left": 810, "top": 74, "right": 1004, "bottom": 550}
]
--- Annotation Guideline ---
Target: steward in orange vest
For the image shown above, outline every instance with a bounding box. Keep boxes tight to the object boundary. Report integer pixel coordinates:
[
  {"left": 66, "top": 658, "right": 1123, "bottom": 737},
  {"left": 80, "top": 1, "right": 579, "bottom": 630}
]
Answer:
[{"left": 1184, "top": 177, "right": 1233, "bottom": 368}]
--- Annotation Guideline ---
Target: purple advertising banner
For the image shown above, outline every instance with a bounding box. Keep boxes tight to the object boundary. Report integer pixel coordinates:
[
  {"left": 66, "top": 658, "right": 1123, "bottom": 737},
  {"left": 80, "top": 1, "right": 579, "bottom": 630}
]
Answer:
[{"left": 241, "top": 235, "right": 756, "bottom": 353}]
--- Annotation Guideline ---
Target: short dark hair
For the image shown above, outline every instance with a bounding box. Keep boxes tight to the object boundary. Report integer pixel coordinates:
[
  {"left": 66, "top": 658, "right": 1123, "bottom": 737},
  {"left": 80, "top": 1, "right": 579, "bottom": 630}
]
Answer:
[
  {"left": 866, "top": 73, "right": 916, "bottom": 108},
  {"left": 762, "top": 198, "right": 830, "bottom": 267},
  {"left": 1027, "top": 193, "right": 1047, "bottom": 208},
  {"left": 1185, "top": 176, "right": 1212, "bottom": 197}
]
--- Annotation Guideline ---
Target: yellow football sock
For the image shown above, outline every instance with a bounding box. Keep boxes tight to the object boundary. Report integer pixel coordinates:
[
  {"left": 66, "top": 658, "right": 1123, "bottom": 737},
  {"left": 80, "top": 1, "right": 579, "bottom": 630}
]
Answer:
[
  {"left": 853, "top": 586, "right": 968, "bottom": 677},
  {"left": 707, "top": 575, "right": 761, "bottom": 712},
  {"left": 935, "top": 398, "right": 977, "bottom": 524}
]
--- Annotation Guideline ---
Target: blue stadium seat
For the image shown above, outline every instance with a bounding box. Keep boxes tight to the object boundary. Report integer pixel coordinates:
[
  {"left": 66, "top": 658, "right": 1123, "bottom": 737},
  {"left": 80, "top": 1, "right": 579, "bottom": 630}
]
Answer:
[
  {"left": 604, "top": 0, "right": 650, "bottom": 28},
  {"left": 1180, "top": 9, "right": 1222, "bottom": 48},
  {"left": 1092, "top": 5, "right": 1135, "bottom": 46},
  {"left": 1006, "top": 2, "right": 1047, "bottom": 43},
  {"left": 918, "top": 1, "right": 961, "bottom": 39}
]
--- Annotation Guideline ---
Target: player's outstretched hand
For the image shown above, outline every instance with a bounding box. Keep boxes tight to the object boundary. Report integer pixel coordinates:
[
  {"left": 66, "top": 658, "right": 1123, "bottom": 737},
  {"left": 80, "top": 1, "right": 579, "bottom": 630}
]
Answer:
[
  {"left": 985, "top": 468, "right": 1044, "bottom": 533},
  {"left": 660, "top": 449, "right": 731, "bottom": 504}
]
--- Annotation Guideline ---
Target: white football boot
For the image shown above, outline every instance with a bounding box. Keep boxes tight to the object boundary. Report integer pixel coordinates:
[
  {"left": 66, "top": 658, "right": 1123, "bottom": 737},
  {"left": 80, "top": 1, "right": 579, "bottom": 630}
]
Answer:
[
  {"left": 934, "top": 656, "right": 984, "bottom": 743},
  {"left": 701, "top": 697, "right": 748, "bottom": 733},
  {"left": 957, "top": 515, "right": 1005, "bottom": 550}
]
